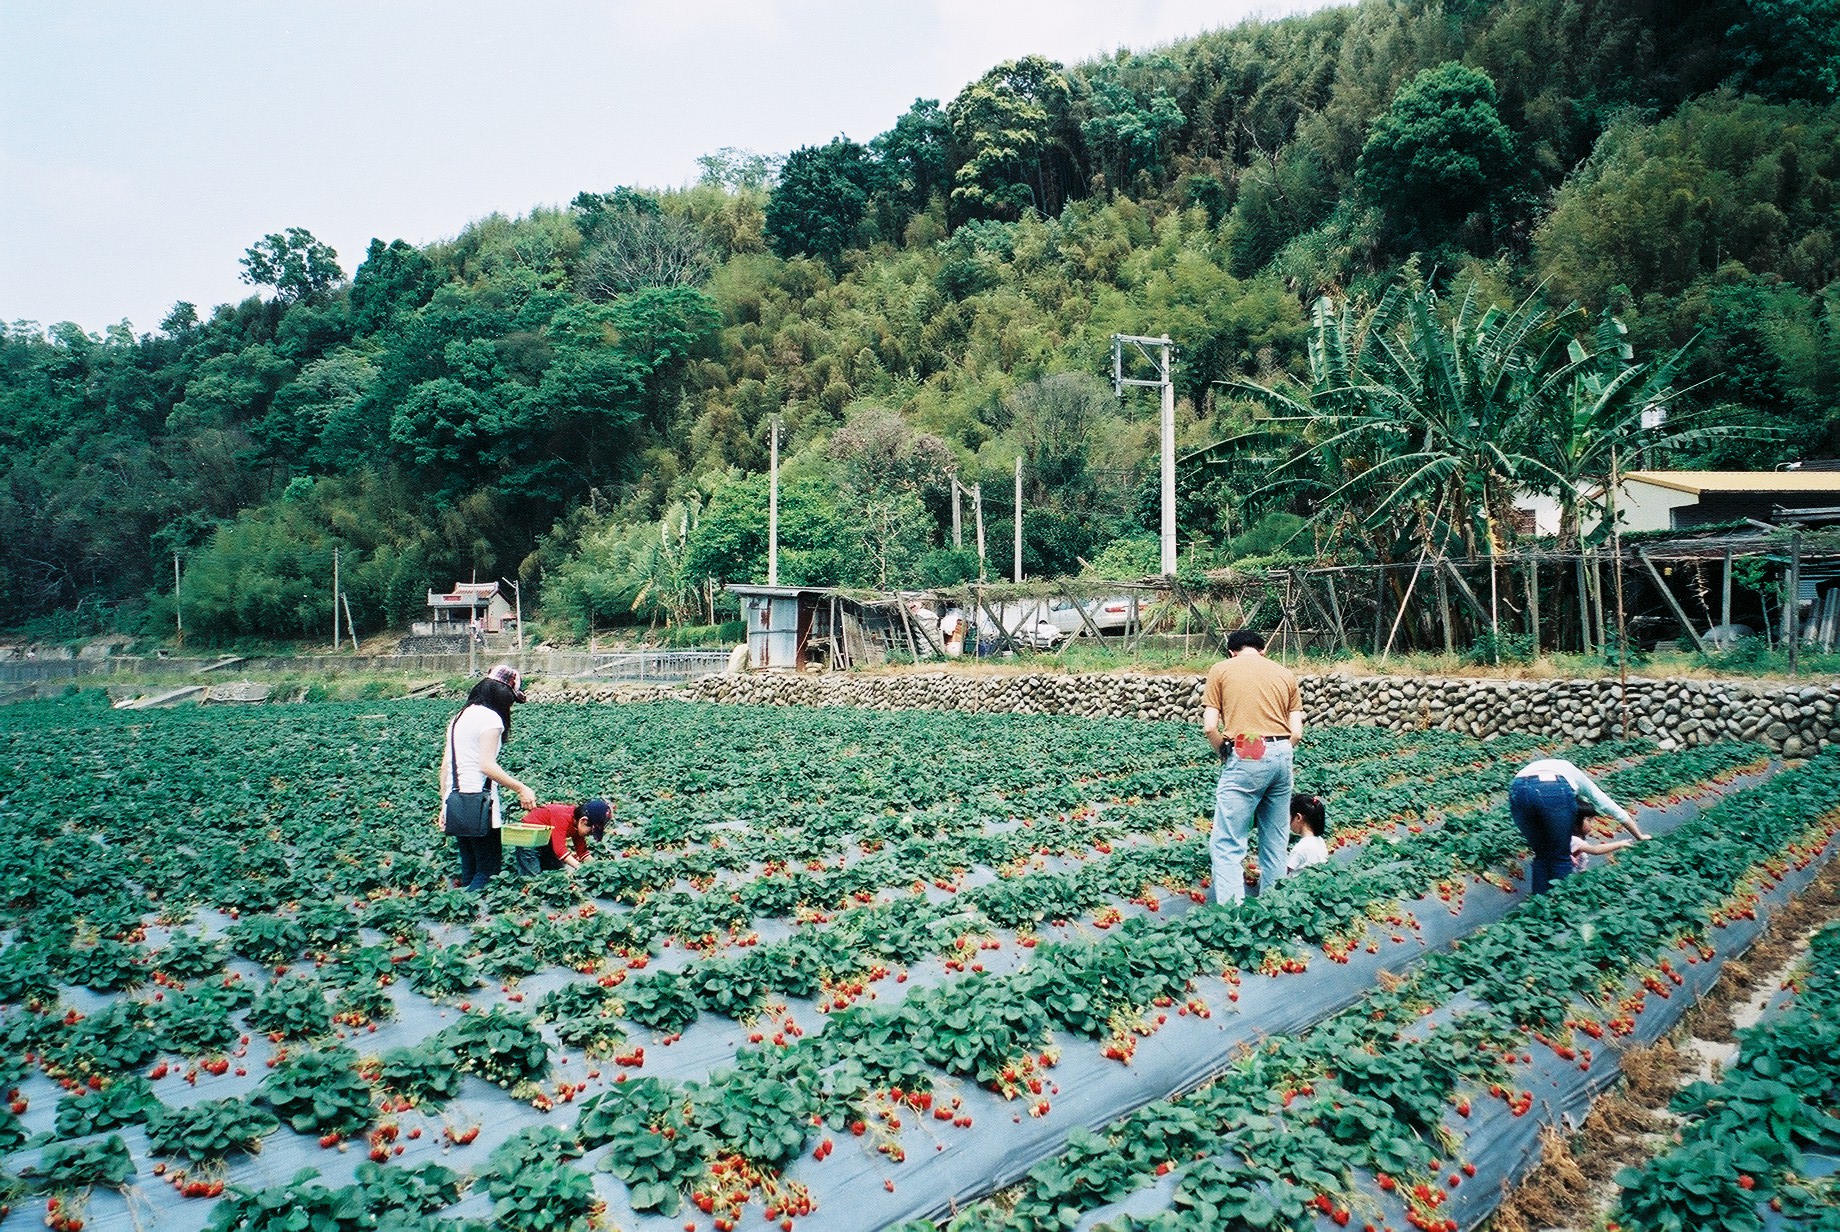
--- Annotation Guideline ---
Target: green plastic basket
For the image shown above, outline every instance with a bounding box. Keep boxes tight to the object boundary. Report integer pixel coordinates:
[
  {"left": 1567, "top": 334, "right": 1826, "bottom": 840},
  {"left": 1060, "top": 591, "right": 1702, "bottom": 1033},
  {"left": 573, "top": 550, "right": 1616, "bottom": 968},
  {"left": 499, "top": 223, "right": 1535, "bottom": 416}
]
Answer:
[{"left": 501, "top": 822, "right": 550, "bottom": 848}]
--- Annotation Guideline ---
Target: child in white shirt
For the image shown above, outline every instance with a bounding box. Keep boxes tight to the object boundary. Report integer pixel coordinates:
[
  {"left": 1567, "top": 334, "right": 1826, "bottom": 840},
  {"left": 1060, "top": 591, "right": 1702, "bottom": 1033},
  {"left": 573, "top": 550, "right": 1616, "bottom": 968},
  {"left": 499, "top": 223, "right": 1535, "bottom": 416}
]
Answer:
[{"left": 1286, "top": 794, "right": 1329, "bottom": 872}]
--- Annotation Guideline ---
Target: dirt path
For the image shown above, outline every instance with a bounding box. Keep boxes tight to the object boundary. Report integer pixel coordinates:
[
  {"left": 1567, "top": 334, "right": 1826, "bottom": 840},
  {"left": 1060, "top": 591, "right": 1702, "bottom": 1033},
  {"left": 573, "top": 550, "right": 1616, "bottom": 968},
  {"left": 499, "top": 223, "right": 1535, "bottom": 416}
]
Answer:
[{"left": 1484, "top": 861, "right": 1840, "bottom": 1232}]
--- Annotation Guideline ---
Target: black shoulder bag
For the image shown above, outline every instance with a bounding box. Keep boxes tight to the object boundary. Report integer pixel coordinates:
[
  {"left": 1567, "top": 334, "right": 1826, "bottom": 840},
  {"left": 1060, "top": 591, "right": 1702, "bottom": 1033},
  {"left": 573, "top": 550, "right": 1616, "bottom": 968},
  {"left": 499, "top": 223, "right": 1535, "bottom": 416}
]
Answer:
[{"left": 441, "top": 713, "right": 493, "bottom": 838}]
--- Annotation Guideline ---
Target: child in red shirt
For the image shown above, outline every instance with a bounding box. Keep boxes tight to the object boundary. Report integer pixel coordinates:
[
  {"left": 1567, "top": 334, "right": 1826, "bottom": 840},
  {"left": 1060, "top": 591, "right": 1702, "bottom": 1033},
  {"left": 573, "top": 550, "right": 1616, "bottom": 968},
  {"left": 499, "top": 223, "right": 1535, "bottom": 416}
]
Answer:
[{"left": 515, "top": 799, "right": 611, "bottom": 874}]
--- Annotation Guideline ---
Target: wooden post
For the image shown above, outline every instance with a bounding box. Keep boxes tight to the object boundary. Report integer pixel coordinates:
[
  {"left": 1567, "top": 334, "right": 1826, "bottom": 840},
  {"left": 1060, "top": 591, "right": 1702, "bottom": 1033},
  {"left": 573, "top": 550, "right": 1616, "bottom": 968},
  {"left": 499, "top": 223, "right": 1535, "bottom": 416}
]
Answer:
[
  {"left": 1058, "top": 581, "right": 1106, "bottom": 643},
  {"left": 1575, "top": 555, "right": 1594, "bottom": 655},
  {"left": 1788, "top": 532, "right": 1803, "bottom": 674},
  {"left": 173, "top": 552, "right": 184, "bottom": 648},
  {"left": 1373, "top": 566, "right": 1388, "bottom": 656},
  {"left": 1525, "top": 558, "right": 1540, "bottom": 652},
  {"left": 1638, "top": 549, "right": 1711, "bottom": 657},
  {"left": 1435, "top": 561, "right": 1455, "bottom": 656},
  {"left": 1721, "top": 548, "right": 1733, "bottom": 632},
  {"left": 1381, "top": 554, "right": 1429, "bottom": 663},
  {"left": 1013, "top": 456, "right": 1023, "bottom": 585},
  {"left": 1591, "top": 552, "right": 1608, "bottom": 653},
  {"left": 892, "top": 595, "right": 920, "bottom": 662},
  {"left": 1322, "top": 572, "right": 1350, "bottom": 653},
  {"left": 332, "top": 546, "right": 341, "bottom": 652}
]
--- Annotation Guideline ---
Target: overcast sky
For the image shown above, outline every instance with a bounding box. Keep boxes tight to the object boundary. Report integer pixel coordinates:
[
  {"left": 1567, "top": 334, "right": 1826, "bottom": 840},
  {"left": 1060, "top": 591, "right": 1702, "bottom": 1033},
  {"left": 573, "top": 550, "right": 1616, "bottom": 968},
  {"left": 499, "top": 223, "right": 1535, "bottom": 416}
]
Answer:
[{"left": 2, "top": 1, "right": 1338, "bottom": 334}]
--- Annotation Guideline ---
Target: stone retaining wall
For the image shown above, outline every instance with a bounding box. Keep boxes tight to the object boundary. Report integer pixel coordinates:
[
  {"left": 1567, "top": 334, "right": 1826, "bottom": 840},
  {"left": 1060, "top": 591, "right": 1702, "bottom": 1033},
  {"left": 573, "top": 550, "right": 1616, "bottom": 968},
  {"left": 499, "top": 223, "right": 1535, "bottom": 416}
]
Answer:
[{"left": 531, "top": 670, "right": 1840, "bottom": 756}]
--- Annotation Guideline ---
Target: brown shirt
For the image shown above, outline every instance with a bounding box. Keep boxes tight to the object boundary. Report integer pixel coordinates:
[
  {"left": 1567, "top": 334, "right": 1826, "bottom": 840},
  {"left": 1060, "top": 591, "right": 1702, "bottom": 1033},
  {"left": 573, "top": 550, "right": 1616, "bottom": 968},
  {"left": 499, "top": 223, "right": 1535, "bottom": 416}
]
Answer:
[{"left": 1202, "top": 652, "right": 1301, "bottom": 739}]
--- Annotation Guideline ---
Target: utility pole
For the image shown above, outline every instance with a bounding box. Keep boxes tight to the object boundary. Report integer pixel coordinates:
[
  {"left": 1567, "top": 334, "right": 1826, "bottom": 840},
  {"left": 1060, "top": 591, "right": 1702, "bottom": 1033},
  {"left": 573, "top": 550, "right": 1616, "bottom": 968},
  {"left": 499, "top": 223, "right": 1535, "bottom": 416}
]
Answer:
[
  {"left": 503, "top": 578, "right": 524, "bottom": 653},
  {"left": 951, "top": 475, "right": 963, "bottom": 550},
  {"left": 1609, "top": 446, "right": 1629, "bottom": 736},
  {"left": 768, "top": 415, "right": 780, "bottom": 587},
  {"left": 973, "top": 483, "right": 986, "bottom": 581},
  {"left": 332, "top": 547, "right": 341, "bottom": 652},
  {"left": 173, "top": 552, "right": 183, "bottom": 648},
  {"left": 1013, "top": 456, "right": 1023, "bottom": 584},
  {"left": 1113, "top": 334, "right": 1177, "bottom": 576}
]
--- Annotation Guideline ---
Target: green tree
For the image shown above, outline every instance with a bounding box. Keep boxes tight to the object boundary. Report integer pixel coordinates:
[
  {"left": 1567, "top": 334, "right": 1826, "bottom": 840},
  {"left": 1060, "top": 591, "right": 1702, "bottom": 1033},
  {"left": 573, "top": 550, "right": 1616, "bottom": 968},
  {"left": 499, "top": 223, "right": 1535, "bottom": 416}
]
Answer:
[
  {"left": 350, "top": 239, "right": 436, "bottom": 333},
  {"left": 1080, "top": 60, "right": 1185, "bottom": 193},
  {"left": 765, "top": 139, "right": 882, "bottom": 264},
  {"left": 871, "top": 99, "right": 951, "bottom": 225},
  {"left": 240, "top": 228, "right": 345, "bottom": 303},
  {"left": 947, "top": 56, "right": 1077, "bottom": 222},
  {"left": 1355, "top": 63, "right": 1517, "bottom": 254},
  {"left": 1730, "top": 0, "right": 1840, "bottom": 101}
]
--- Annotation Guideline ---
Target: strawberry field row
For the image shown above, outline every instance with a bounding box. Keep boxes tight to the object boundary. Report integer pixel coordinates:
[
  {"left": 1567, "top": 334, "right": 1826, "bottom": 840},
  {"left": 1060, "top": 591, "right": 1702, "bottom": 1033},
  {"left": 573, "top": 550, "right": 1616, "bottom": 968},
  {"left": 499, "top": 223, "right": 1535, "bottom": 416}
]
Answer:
[{"left": 906, "top": 750, "right": 1840, "bottom": 1232}]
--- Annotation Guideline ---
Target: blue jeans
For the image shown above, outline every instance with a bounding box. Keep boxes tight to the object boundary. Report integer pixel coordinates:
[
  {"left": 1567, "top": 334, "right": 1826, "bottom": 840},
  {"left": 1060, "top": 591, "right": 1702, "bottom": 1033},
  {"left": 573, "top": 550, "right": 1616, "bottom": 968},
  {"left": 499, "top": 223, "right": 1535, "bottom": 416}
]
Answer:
[
  {"left": 457, "top": 831, "right": 502, "bottom": 892},
  {"left": 1211, "top": 740, "right": 1294, "bottom": 903},
  {"left": 1510, "top": 775, "right": 1576, "bottom": 896},
  {"left": 509, "top": 845, "right": 542, "bottom": 878}
]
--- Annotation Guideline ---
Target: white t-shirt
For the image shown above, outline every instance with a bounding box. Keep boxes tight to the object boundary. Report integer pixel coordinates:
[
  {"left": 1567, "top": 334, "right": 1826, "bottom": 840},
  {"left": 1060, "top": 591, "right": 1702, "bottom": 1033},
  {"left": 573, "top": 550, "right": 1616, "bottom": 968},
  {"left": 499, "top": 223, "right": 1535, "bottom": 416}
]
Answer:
[
  {"left": 1286, "top": 833, "right": 1329, "bottom": 872},
  {"left": 1515, "top": 758, "right": 1633, "bottom": 826},
  {"left": 446, "top": 704, "right": 505, "bottom": 828}
]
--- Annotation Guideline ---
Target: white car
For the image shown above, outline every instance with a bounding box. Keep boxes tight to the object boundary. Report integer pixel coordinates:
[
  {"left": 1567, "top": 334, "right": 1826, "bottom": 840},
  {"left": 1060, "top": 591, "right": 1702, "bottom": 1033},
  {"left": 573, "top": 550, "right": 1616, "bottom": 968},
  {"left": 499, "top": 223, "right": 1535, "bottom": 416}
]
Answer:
[{"left": 1046, "top": 595, "right": 1144, "bottom": 636}]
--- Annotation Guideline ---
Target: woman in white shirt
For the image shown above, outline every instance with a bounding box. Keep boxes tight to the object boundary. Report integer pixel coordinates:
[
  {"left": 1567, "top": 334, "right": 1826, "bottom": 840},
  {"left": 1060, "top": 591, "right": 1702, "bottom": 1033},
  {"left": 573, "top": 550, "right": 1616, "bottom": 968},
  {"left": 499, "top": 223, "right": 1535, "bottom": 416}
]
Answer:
[
  {"left": 1285, "top": 794, "right": 1330, "bottom": 872},
  {"left": 1510, "top": 757, "right": 1648, "bottom": 895},
  {"left": 439, "top": 664, "right": 537, "bottom": 892}
]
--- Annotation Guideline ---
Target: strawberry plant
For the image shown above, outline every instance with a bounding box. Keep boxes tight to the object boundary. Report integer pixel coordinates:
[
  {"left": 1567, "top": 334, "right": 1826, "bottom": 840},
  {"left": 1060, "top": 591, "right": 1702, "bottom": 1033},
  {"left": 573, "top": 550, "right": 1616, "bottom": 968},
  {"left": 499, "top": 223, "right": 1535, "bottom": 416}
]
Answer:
[
  {"left": 53, "top": 1075, "right": 159, "bottom": 1137},
  {"left": 372, "top": 1043, "right": 463, "bottom": 1105},
  {"left": 202, "top": 1167, "right": 372, "bottom": 1232},
  {"left": 246, "top": 973, "right": 332, "bottom": 1039},
  {"left": 619, "top": 969, "right": 703, "bottom": 1033},
  {"left": 479, "top": 1127, "right": 597, "bottom": 1232},
  {"left": 152, "top": 985, "right": 242, "bottom": 1056},
  {"left": 297, "top": 901, "right": 359, "bottom": 950},
  {"left": 351, "top": 1159, "right": 462, "bottom": 1213},
  {"left": 146, "top": 1096, "right": 280, "bottom": 1163},
  {"left": 434, "top": 1006, "right": 549, "bottom": 1089},
  {"left": 577, "top": 1077, "right": 708, "bottom": 1213},
  {"left": 691, "top": 1059, "right": 823, "bottom": 1168},
  {"left": 60, "top": 939, "right": 147, "bottom": 992},
  {"left": 153, "top": 931, "right": 229, "bottom": 981},
  {"left": 402, "top": 943, "right": 481, "bottom": 1000},
  {"left": 51, "top": 999, "right": 162, "bottom": 1075},
  {"left": 22, "top": 1134, "right": 136, "bottom": 1192},
  {"left": 256, "top": 1046, "right": 376, "bottom": 1137},
  {"left": 227, "top": 913, "right": 308, "bottom": 964},
  {"left": 901, "top": 974, "right": 1052, "bottom": 1087}
]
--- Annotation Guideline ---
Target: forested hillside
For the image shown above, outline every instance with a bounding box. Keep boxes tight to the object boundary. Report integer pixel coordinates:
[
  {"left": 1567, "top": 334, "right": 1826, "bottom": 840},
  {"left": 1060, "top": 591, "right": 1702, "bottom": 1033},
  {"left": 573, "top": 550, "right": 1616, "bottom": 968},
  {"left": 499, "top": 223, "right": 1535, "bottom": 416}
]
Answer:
[{"left": 4, "top": 0, "right": 1838, "bottom": 640}]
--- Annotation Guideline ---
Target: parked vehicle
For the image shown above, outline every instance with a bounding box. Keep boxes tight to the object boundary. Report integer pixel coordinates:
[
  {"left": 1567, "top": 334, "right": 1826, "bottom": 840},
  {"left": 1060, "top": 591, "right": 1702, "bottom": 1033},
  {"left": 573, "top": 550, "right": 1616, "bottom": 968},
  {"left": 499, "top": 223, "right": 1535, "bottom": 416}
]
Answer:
[{"left": 1046, "top": 594, "right": 1146, "bottom": 636}]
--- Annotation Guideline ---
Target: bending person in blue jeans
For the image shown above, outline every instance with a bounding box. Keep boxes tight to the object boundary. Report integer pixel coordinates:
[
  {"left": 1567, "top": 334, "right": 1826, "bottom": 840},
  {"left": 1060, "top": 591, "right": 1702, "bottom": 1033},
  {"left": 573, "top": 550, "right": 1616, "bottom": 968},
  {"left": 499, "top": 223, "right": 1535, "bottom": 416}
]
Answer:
[
  {"left": 1201, "top": 629, "right": 1304, "bottom": 903},
  {"left": 1509, "top": 757, "right": 1648, "bottom": 895}
]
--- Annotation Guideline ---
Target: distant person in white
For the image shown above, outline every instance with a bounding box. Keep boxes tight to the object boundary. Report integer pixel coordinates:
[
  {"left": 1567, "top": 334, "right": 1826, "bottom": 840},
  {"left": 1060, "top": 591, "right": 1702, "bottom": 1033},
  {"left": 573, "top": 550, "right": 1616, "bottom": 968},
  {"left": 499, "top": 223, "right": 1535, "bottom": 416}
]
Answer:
[
  {"left": 939, "top": 607, "right": 966, "bottom": 657},
  {"left": 1285, "top": 794, "right": 1329, "bottom": 872},
  {"left": 1510, "top": 757, "right": 1648, "bottom": 895}
]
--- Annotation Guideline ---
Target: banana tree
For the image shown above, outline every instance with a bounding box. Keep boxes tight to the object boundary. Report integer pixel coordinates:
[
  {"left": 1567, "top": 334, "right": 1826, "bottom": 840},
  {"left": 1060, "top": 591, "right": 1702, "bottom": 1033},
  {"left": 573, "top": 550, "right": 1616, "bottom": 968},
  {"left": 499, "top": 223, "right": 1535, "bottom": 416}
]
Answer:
[{"left": 1522, "top": 309, "right": 1736, "bottom": 550}]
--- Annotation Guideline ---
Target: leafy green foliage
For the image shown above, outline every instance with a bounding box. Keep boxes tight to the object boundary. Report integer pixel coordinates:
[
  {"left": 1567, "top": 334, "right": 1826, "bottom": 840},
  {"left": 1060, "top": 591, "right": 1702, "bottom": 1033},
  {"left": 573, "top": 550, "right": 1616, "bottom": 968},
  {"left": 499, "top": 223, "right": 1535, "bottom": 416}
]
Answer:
[
  {"left": 256, "top": 1047, "right": 376, "bottom": 1137},
  {"left": 434, "top": 1006, "right": 549, "bottom": 1089},
  {"left": 146, "top": 1096, "right": 281, "bottom": 1163},
  {"left": 372, "top": 1043, "right": 464, "bottom": 1106},
  {"left": 25, "top": 1134, "right": 136, "bottom": 1192},
  {"left": 1356, "top": 63, "right": 1517, "bottom": 254},
  {"left": 53, "top": 1075, "right": 160, "bottom": 1137}
]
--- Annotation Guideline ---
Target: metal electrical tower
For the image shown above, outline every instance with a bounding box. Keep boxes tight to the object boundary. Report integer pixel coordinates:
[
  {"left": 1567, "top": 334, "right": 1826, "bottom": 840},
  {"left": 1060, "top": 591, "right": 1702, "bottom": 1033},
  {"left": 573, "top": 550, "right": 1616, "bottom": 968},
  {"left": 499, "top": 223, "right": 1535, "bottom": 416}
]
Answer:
[{"left": 1113, "top": 334, "right": 1176, "bottom": 576}]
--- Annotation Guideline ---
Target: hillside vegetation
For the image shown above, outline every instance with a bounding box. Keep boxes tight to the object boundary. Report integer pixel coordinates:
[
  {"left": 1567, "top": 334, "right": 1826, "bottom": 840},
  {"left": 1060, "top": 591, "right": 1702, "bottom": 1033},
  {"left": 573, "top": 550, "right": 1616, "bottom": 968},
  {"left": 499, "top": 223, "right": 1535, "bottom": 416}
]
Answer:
[{"left": 4, "top": 0, "right": 1838, "bottom": 641}]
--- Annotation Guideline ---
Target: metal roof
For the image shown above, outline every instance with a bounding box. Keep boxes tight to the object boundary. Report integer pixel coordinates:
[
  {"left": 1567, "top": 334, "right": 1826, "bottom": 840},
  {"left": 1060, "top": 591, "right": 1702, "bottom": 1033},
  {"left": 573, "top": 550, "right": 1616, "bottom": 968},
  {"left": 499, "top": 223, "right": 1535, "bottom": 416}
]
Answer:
[{"left": 1626, "top": 471, "right": 1840, "bottom": 495}]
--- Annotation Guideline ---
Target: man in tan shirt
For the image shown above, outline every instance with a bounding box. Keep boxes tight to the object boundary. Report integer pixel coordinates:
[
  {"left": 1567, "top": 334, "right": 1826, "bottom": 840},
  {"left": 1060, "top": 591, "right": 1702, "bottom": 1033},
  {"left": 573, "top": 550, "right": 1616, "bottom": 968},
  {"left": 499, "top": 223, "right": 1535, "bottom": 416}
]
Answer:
[{"left": 1201, "top": 629, "right": 1303, "bottom": 903}]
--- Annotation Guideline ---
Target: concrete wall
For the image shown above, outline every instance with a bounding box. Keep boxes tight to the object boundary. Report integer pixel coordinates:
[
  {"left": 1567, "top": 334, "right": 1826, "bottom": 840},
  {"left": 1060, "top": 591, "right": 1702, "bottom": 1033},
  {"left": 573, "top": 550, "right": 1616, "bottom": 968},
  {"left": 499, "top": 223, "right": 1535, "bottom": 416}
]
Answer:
[{"left": 536, "top": 670, "right": 1840, "bottom": 757}]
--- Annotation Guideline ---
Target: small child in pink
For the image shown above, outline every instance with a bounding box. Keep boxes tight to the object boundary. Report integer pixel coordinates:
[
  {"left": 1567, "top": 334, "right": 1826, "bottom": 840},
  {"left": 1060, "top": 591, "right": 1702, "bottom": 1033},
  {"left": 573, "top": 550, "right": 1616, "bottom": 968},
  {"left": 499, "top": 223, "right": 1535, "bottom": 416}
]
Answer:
[{"left": 1571, "top": 810, "right": 1634, "bottom": 872}]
